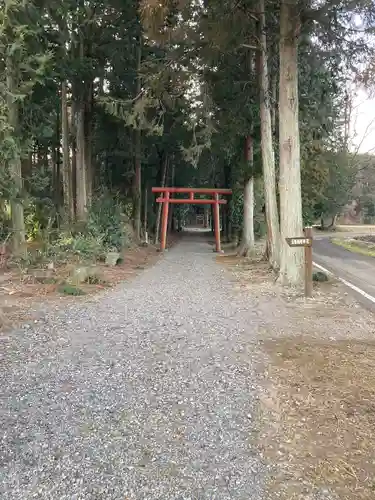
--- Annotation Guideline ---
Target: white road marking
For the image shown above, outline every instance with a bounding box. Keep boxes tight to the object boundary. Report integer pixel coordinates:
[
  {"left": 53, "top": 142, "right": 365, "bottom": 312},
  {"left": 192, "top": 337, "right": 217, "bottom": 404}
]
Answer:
[{"left": 313, "top": 261, "right": 375, "bottom": 305}]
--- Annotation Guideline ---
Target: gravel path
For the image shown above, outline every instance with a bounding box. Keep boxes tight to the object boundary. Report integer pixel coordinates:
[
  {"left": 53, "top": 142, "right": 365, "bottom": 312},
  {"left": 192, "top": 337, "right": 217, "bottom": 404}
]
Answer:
[{"left": 1, "top": 235, "right": 266, "bottom": 499}]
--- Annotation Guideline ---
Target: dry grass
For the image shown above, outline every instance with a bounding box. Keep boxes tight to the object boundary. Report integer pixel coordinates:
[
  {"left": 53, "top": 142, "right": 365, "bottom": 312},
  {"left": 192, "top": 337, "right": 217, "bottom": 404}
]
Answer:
[
  {"left": 217, "top": 253, "right": 274, "bottom": 285},
  {"left": 261, "top": 337, "right": 375, "bottom": 500},
  {"left": 332, "top": 238, "right": 375, "bottom": 258},
  {"left": 334, "top": 225, "right": 375, "bottom": 233},
  {"left": 218, "top": 252, "right": 375, "bottom": 499}
]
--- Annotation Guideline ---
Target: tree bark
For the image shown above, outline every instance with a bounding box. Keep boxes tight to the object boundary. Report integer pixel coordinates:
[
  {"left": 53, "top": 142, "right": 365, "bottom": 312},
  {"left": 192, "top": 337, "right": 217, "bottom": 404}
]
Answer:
[
  {"left": 75, "top": 34, "right": 88, "bottom": 222},
  {"left": 21, "top": 152, "right": 32, "bottom": 189},
  {"left": 61, "top": 80, "right": 74, "bottom": 221},
  {"left": 278, "top": 0, "right": 304, "bottom": 286},
  {"left": 343, "top": 90, "right": 352, "bottom": 152},
  {"left": 328, "top": 214, "right": 338, "bottom": 229},
  {"left": 133, "top": 33, "right": 142, "bottom": 240},
  {"left": 6, "top": 54, "right": 26, "bottom": 257},
  {"left": 258, "top": 0, "right": 280, "bottom": 269},
  {"left": 71, "top": 136, "right": 77, "bottom": 218},
  {"left": 133, "top": 129, "right": 142, "bottom": 240},
  {"left": 53, "top": 103, "right": 62, "bottom": 214},
  {"left": 84, "top": 80, "right": 94, "bottom": 207},
  {"left": 223, "top": 163, "right": 232, "bottom": 241},
  {"left": 154, "top": 155, "right": 168, "bottom": 244},
  {"left": 51, "top": 144, "right": 61, "bottom": 216},
  {"left": 75, "top": 100, "right": 87, "bottom": 221},
  {"left": 238, "top": 136, "right": 255, "bottom": 256},
  {"left": 271, "top": 65, "right": 277, "bottom": 137},
  {"left": 168, "top": 162, "right": 175, "bottom": 232},
  {"left": 143, "top": 183, "right": 148, "bottom": 240}
]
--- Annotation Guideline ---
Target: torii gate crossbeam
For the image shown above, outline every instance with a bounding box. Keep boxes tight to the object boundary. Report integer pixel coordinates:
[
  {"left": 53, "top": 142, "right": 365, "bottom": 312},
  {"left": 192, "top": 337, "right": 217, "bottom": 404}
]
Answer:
[{"left": 152, "top": 187, "right": 232, "bottom": 252}]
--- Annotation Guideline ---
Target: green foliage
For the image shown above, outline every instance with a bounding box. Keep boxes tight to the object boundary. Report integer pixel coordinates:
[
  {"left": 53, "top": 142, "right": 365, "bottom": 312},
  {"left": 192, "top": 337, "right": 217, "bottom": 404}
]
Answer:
[
  {"left": 85, "top": 273, "right": 105, "bottom": 285},
  {"left": 363, "top": 200, "right": 375, "bottom": 223},
  {"left": 86, "top": 192, "right": 130, "bottom": 251},
  {"left": 47, "top": 193, "right": 131, "bottom": 261},
  {"left": 309, "top": 152, "right": 356, "bottom": 221},
  {"left": 230, "top": 179, "right": 265, "bottom": 239},
  {"left": 100, "top": 94, "right": 164, "bottom": 136},
  {"left": 0, "top": 99, "right": 18, "bottom": 165},
  {"left": 25, "top": 165, "right": 55, "bottom": 240},
  {"left": 313, "top": 271, "right": 329, "bottom": 282},
  {"left": 58, "top": 284, "right": 86, "bottom": 296},
  {"left": 15, "top": 192, "right": 133, "bottom": 267},
  {"left": 302, "top": 209, "right": 315, "bottom": 227},
  {"left": 68, "top": 234, "right": 107, "bottom": 259},
  {"left": 0, "top": 0, "right": 372, "bottom": 267},
  {"left": 230, "top": 189, "right": 244, "bottom": 233}
]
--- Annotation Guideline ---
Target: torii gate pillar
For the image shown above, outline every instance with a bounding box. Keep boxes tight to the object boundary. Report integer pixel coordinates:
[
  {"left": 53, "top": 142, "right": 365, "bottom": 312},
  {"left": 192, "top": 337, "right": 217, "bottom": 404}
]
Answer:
[{"left": 152, "top": 187, "right": 232, "bottom": 252}]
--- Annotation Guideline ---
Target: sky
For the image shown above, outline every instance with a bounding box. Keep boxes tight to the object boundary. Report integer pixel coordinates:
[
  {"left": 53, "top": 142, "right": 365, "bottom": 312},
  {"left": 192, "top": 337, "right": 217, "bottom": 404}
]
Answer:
[
  {"left": 347, "top": 13, "right": 375, "bottom": 154},
  {"left": 351, "top": 88, "right": 375, "bottom": 154}
]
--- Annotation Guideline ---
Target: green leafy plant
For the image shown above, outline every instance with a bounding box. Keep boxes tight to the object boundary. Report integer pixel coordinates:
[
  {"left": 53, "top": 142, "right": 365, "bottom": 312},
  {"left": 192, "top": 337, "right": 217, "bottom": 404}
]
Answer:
[
  {"left": 58, "top": 284, "right": 86, "bottom": 296},
  {"left": 313, "top": 271, "right": 329, "bottom": 282},
  {"left": 86, "top": 191, "right": 130, "bottom": 251},
  {"left": 85, "top": 274, "right": 107, "bottom": 285}
]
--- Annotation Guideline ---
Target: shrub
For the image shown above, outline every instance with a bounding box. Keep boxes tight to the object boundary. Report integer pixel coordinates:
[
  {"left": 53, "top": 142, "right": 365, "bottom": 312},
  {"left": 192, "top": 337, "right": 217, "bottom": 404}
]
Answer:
[
  {"left": 58, "top": 284, "right": 86, "bottom": 296},
  {"left": 8, "top": 190, "right": 133, "bottom": 268},
  {"left": 86, "top": 191, "right": 129, "bottom": 250},
  {"left": 313, "top": 271, "right": 329, "bottom": 282},
  {"left": 48, "top": 192, "right": 131, "bottom": 261}
]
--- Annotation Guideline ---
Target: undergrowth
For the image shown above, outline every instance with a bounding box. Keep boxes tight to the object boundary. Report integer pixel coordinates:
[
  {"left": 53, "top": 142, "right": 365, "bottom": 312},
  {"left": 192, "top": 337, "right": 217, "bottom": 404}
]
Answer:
[
  {"left": 58, "top": 284, "right": 86, "bottom": 296},
  {"left": 8, "top": 191, "right": 133, "bottom": 268}
]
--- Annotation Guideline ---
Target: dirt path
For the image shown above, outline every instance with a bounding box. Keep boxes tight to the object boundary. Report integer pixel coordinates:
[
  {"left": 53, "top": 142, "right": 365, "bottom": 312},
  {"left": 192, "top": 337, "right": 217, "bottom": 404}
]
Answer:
[{"left": 1, "top": 234, "right": 267, "bottom": 499}]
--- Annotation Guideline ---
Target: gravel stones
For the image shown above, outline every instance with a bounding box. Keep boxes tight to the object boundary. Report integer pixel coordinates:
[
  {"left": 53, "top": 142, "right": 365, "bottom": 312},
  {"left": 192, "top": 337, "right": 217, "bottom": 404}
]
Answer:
[{"left": 1, "top": 236, "right": 266, "bottom": 499}]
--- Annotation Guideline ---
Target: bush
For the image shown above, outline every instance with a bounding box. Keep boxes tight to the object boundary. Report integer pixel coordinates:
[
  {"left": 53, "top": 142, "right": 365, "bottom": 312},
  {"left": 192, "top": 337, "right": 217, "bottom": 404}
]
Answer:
[
  {"left": 0, "top": 203, "right": 10, "bottom": 242},
  {"left": 58, "top": 284, "right": 86, "bottom": 296},
  {"left": 313, "top": 271, "right": 329, "bottom": 282},
  {"left": 52, "top": 233, "right": 107, "bottom": 261},
  {"left": 25, "top": 164, "right": 57, "bottom": 241},
  {"left": 7, "top": 191, "right": 133, "bottom": 268},
  {"left": 42, "top": 192, "right": 132, "bottom": 263},
  {"left": 86, "top": 191, "right": 129, "bottom": 250}
]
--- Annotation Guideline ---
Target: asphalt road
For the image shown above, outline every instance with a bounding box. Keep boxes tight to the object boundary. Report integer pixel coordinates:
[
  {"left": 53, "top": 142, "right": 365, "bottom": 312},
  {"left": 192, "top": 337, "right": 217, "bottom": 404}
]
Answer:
[{"left": 313, "top": 236, "right": 375, "bottom": 310}]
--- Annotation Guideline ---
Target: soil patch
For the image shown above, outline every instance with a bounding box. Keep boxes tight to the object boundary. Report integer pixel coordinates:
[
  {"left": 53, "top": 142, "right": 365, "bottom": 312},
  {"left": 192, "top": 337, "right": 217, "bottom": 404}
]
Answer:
[{"left": 261, "top": 337, "right": 375, "bottom": 500}]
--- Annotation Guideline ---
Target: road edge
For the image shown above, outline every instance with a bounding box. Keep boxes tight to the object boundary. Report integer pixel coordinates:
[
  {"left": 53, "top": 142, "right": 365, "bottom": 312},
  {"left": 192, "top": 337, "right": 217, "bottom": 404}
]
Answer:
[{"left": 313, "top": 261, "right": 375, "bottom": 306}]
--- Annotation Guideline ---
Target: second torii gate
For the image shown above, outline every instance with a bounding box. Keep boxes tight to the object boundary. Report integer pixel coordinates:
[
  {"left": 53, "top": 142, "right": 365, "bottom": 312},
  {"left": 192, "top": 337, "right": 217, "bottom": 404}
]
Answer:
[{"left": 152, "top": 187, "right": 232, "bottom": 252}]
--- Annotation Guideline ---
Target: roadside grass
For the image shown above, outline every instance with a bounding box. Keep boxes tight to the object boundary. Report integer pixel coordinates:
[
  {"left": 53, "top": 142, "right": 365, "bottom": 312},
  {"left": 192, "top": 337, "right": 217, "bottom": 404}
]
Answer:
[
  {"left": 334, "top": 225, "right": 375, "bottom": 233},
  {"left": 261, "top": 337, "right": 375, "bottom": 500},
  {"left": 332, "top": 238, "right": 375, "bottom": 258}
]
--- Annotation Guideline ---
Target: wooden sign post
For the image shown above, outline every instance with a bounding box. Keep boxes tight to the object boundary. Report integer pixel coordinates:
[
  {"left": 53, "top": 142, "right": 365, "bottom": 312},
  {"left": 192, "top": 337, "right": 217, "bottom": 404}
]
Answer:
[{"left": 285, "top": 227, "right": 313, "bottom": 297}]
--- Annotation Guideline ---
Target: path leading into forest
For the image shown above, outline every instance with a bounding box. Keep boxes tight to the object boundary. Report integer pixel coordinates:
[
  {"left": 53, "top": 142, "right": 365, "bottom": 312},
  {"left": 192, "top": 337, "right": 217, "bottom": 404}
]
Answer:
[{"left": 1, "top": 233, "right": 266, "bottom": 500}]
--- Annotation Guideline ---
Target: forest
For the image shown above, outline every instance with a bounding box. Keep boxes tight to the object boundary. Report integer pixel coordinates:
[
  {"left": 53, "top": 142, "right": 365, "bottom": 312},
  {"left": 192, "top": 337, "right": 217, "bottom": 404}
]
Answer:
[{"left": 0, "top": 0, "right": 374, "bottom": 287}]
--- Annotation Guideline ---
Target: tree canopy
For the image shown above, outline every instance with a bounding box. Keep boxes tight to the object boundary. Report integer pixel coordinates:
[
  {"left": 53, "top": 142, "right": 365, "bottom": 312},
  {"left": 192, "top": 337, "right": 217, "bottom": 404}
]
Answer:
[{"left": 0, "top": 0, "right": 374, "bottom": 285}]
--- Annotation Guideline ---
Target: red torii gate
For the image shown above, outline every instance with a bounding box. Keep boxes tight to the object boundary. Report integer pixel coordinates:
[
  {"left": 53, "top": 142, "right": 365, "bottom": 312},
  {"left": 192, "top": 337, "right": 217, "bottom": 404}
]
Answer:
[{"left": 152, "top": 187, "right": 232, "bottom": 253}]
